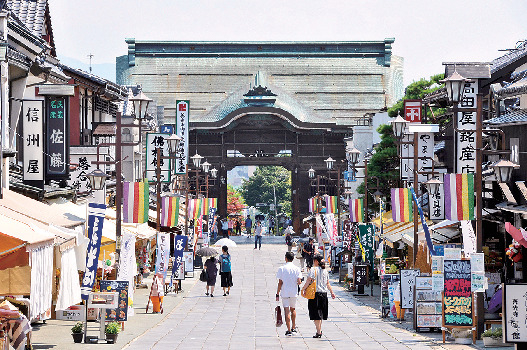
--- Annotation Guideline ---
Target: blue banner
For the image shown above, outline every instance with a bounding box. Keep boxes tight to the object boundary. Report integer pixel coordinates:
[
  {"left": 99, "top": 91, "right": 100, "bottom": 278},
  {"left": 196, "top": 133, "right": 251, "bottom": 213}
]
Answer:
[
  {"left": 409, "top": 186, "right": 436, "bottom": 256},
  {"left": 81, "top": 202, "right": 106, "bottom": 300}
]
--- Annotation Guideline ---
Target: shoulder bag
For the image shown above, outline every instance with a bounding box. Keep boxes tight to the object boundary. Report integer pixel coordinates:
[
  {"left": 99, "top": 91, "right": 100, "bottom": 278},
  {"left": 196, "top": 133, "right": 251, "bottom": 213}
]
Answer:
[
  {"left": 302, "top": 268, "right": 317, "bottom": 299},
  {"left": 199, "top": 269, "right": 207, "bottom": 282}
]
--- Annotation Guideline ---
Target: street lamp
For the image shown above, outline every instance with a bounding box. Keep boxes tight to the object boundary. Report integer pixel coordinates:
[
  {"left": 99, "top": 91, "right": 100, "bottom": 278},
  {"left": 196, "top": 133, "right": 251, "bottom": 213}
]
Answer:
[
  {"left": 440, "top": 70, "right": 467, "bottom": 104},
  {"left": 308, "top": 167, "right": 315, "bottom": 179},
  {"left": 86, "top": 169, "right": 110, "bottom": 191},
  {"left": 210, "top": 167, "right": 218, "bottom": 179},
  {"left": 491, "top": 159, "right": 519, "bottom": 183},
  {"left": 166, "top": 134, "right": 182, "bottom": 155},
  {"left": 391, "top": 114, "right": 408, "bottom": 139},
  {"left": 129, "top": 90, "right": 153, "bottom": 118},
  {"left": 424, "top": 177, "right": 443, "bottom": 196},
  {"left": 325, "top": 156, "right": 335, "bottom": 170},
  {"left": 373, "top": 190, "right": 384, "bottom": 203},
  {"left": 191, "top": 153, "right": 203, "bottom": 168},
  {"left": 202, "top": 161, "right": 211, "bottom": 173},
  {"left": 346, "top": 147, "right": 361, "bottom": 165}
]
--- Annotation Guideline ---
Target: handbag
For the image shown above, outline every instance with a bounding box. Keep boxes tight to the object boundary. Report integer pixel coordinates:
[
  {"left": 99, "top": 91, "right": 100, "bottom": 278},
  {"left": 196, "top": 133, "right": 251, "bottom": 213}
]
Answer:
[
  {"left": 199, "top": 269, "right": 207, "bottom": 282},
  {"left": 302, "top": 268, "right": 317, "bottom": 299},
  {"left": 275, "top": 305, "right": 283, "bottom": 327}
]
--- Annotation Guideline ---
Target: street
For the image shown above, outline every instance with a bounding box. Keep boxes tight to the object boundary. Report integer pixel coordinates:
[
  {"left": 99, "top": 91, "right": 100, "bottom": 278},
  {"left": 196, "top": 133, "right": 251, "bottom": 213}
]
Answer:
[{"left": 123, "top": 244, "right": 464, "bottom": 350}]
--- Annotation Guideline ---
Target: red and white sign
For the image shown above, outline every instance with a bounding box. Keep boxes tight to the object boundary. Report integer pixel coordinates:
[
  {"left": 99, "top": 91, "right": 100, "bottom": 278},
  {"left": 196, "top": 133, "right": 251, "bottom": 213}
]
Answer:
[{"left": 404, "top": 100, "right": 422, "bottom": 123}]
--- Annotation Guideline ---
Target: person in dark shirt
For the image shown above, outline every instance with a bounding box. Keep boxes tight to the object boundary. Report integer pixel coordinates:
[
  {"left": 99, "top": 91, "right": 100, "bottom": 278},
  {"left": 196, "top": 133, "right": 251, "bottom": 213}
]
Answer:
[{"left": 303, "top": 238, "right": 315, "bottom": 268}]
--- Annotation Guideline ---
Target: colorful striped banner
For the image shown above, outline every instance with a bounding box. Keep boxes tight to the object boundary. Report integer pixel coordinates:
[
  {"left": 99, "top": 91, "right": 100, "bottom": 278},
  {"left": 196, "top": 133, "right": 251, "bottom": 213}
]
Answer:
[
  {"left": 390, "top": 188, "right": 413, "bottom": 222},
  {"left": 308, "top": 197, "right": 318, "bottom": 213},
  {"left": 123, "top": 180, "right": 149, "bottom": 223},
  {"left": 325, "top": 196, "right": 338, "bottom": 214},
  {"left": 161, "top": 196, "right": 180, "bottom": 227},
  {"left": 348, "top": 198, "right": 364, "bottom": 223},
  {"left": 444, "top": 173, "right": 474, "bottom": 221},
  {"left": 201, "top": 198, "right": 218, "bottom": 216},
  {"left": 187, "top": 198, "right": 203, "bottom": 221}
]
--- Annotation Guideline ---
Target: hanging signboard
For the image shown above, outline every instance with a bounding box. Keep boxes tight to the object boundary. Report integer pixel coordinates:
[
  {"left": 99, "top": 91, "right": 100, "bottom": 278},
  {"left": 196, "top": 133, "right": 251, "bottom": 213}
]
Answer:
[
  {"left": 146, "top": 132, "right": 171, "bottom": 182},
  {"left": 23, "top": 100, "right": 44, "bottom": 181},
  {"left": 503, "top": 283, "right": 527, "bottom": 342},
  {"left": 46, "top": 97, "right": 68, "bottom": 177},
  {"left": 443, "top": 259, "right": 473, "bottom": 327},
  {"left": 100, "top": 280, "right": 129, "bottom": 321},
  {"left": 175, "top": 100, "right": 189, "bottom": 175},
  {"left": 456, "top": 81, "right": 478, "bottom": 174},
  {"left": 400, "top": 269, "right": 420, "bottom": 309},
  {"left": 358, "top": 223, "right": 375, "bottom": 274},
  {"left": 81, "top": 203, "right": 106, "bottom": 300},
  {"left": 68, "top": 146, "right": 110, "bottom": 193}
]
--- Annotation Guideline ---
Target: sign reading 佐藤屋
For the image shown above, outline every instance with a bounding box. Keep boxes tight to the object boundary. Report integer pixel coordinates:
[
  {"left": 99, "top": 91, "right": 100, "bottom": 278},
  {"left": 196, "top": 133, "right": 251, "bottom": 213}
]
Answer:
[
  {"left": 456, "top": 81, "right": 478, "bottom": 174},
  {"left": 23, "top": 100, "right": 44, "bottom": 181},
  {"left": 443, "top": 259, "right": 472, "bottom": 327},
  {"left": 146, "top": 133, "right": 171, "bottom": 182},
  {"left": 46, "top": 97, "right": 68, "bottom": 176},
  {"left": 175, "top": 100, "right": 189, "bottom": 175}
]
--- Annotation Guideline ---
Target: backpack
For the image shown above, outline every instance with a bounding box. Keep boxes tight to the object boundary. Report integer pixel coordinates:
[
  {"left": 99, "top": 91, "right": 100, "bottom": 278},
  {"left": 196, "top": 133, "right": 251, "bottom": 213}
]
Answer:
[{"left": 220, "top": 254, "right": 231, "bottom": 272}]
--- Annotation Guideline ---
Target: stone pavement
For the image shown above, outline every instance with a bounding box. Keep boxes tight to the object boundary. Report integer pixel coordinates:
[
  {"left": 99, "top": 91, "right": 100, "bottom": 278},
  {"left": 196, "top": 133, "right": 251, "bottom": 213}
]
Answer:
[{"left": 123, "top": 245, "right": 476, "bottom": 350}]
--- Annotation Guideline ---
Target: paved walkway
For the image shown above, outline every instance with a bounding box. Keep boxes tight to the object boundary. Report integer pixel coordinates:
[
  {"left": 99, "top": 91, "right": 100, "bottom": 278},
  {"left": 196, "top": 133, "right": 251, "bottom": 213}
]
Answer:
[{"left": 123, "top": 245, "right": 471, "bottom": 350}]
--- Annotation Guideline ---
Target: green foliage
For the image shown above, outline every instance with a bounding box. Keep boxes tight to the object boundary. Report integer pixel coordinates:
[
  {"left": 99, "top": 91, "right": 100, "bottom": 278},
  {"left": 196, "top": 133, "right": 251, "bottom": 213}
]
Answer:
[
  {"left": 105, "top": 321, "right": 121, "bottom": 334},
  {"left": 240, "top": 166, "right": 291, "bottom": 217},
  {"left": 227, "top": 184, "right": 245, "bottom": 215},
  {"left": 482, "top": 327, "right": 502, "bottom": 339},
  {"left": 71, "top": 321, "right": 83, "bottom": 334},
  {"left": 388, "top": 74, "right": 446, "bottom": 124}
]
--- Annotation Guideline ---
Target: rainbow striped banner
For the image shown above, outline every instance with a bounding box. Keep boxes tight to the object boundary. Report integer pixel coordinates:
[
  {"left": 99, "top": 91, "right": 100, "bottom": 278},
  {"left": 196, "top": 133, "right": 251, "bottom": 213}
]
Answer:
[
  {"left": 391, "top": 188, "right": 413, "bottom": 222},
  {"left": 444, "top": 173, "right": 474, "bottom": 221},
  {"left": 187, "top": 198, "right": 203, "bottom": 221},
  {"left": 308, "top": 197, "right": 318, "bottom": 213},
  {"left": 201, "top": 198, "right": 218, "bottom": 216},
  {"left": 325, "top": 195, "right": 338, "bottom": 214},
  {"left": 161, "top": 196, "right": 180, "bottom": 227},
  {"left": 123, "top": 180, "right": 149, "bottom": 223},
  {"left": 349, "top": 198, "right": 364, "bottom": 223}
]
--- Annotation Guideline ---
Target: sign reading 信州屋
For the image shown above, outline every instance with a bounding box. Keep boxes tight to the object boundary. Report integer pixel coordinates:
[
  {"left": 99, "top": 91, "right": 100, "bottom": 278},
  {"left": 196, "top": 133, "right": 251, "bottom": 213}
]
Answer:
[{"left": 23, "top": 100, "right": 44, "bottom": 181}]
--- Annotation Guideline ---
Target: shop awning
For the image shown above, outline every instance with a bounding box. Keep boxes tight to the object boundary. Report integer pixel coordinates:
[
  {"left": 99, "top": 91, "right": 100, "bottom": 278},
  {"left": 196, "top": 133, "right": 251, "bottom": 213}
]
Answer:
[{"left": 0, "top": 210, "right": 55, "bottom": 253}]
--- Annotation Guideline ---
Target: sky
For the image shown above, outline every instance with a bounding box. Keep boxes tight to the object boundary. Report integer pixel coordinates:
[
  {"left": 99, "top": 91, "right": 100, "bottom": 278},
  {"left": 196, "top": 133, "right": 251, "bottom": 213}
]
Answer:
[{"left": 48, "top": 0, "right": 527, "bottom": 86}]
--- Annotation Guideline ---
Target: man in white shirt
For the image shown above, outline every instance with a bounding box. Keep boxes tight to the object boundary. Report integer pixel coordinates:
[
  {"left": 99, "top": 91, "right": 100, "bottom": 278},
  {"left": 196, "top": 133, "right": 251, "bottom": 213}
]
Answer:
[{"left": 276, "top": 251, "right": 302, "bottom": 336}]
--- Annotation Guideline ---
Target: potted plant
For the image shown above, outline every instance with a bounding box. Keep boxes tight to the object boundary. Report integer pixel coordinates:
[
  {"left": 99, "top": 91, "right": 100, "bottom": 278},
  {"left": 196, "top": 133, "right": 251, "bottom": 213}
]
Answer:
[
  {"left": 105, "top": 321, "right": 121, "bottom": 344},
  {"left": 482, "top": 327, "right": 504, "bottom": 347},
  {"left": 71, "top": 322, "right": 84, "bottom": 343},
  {"left": 451, "top": 328, "right": 472, "bottom": 345}
]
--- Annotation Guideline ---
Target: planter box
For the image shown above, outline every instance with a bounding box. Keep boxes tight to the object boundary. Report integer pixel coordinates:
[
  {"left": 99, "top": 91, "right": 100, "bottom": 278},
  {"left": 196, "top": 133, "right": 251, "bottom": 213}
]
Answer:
[
  {"left": 483, "top": 337, "right": 508, "bottom": 347},
  {"left": 454, "top": 338, "right": 472, "bottom": 345}
]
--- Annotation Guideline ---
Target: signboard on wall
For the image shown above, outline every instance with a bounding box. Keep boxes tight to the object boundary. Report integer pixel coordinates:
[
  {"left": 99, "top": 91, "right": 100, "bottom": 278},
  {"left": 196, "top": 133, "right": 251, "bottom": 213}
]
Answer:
[
  {"left": 456, "top": 81, "right": 478, "bottom": 174},
  {"left": 404, "top": 100, "right": 422, "bottom": 123},
  {"left": 400, "top": 269, "right": 420, "bottom": 309},
  {"left": 175, "top": 100, "right": 189, "bottom": 174},
  {"left": 46, "top": 97, "right": 68, "bottom": 177},
  {"left": 503, "top": 284, "right": 527, "bottom": 342},
  {"left": 68, "top": 146, "right": 110, "bottom": 193},
  {"left": 443, "top": 259, "right": 472, "bottom": 327},
  {"left": 146, "top": 132, "right": 171, "bottom": 182},
  {"left": 23, "top": 100, "right": 44, "bottom": 181}
]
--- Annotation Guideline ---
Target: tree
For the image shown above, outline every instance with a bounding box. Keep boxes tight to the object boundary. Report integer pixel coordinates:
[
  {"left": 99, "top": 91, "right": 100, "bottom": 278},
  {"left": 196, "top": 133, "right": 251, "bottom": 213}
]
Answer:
[
  {"left": 240, "top": 166, "right": 291, "bottom": 217},
  {"left": 227, "top": 184, "right": 245, "bottom": 215},
  {"left": 388, "top": 74, "right": 446, "bottom": 125}
]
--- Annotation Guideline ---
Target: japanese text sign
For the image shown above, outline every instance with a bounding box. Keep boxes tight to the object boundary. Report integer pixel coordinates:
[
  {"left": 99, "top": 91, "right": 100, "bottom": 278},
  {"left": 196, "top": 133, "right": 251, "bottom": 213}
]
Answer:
[
  {"left": 171, "top": 234, "right": 188, "bottom": 278},
  {"left": 354, "top": 264, "right": 368, "bottom": 286},
  {"left": 443, "top": 259, "right": 473, "bottom": 326},
  {"left": 400, "top": 269, "right": 420, "bottom": 309},
  {"left": 404, "top": 100, "right": 422, "bottom": 123},
  {"left": 456, "top": 81, "right": 478, "bottom": 174},
  {"left": 81, "top": 203, "right": 106, "bottom": 300},
  {"left": 429, "top": 173, "right": 445, "bottom": 220},
  {"left": 46, "top": 97, "right": 68, "bottom": 176},
  {"left": 155, "top": 232, "right": 170, "bottom": 279},
  {"left": 146, "top": 132, "right": 171, "bottom": 182},
  {"left": 23, "top": 100, "right": 44, "bottom": 181},
  {"left": 358, "top": 223, "right": 375, "bottom": 274},
  {"left": 503, "top": 284, "right": 527, "bottom": 342},
  {"left": 400, "top": 132, "right": 434, "bottom": 184},
  {"left": 175, "top": 100, "right": 189, "bottom": 174}
]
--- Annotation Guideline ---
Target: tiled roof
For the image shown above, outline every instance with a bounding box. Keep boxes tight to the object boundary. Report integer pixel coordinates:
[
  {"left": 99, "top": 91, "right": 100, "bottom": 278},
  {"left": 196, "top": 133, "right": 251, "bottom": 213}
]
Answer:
[
  {"left": 6, "top": 0, "right": 46, "bottom": 37},
  {"left": 491, "top": 41, "right": 527, "bottom": 74},
  {"left": 484, "top": 109, "right": 527, "bottom": 125},
  {"left": 93, "top": 123, "right": 116, "bottom": 136}
]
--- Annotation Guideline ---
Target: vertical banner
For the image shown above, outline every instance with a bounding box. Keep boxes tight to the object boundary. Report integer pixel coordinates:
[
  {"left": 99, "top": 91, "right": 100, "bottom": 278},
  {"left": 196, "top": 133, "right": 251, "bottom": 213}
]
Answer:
[
  {"left": 123, "top": 180, "right": 150, "bottom": 223},
  {"left": 171, "top": 234, "right": 189, "bottom": 282},
  {"left": 146, "top": 133, "right": 171, "bottom": 182},
  {"left": 175, "top": 100, "right": 189, "bottom": 175},
  {"left": 391, "top": 188, "right": 413, "bottom": 222},
  {"left": 155, "top": 232, "right": 170, "bottom": 279},
  {"left": 23, "top": 100, "right": 44, "bottom": 181},
  {"left": 46, "top": 97, "right": 68, "bottom": 176},
  {"left": 348, "top": 198, "right": 364, "bottom": 223},
  {"left": 358, "top": 224, "right": 375, "bottom": 274},
  {"left": 117, "top": 230, "right": 136, "bottom": 317},
  {"left": 81, "top": 203, "right": 106, "bottom": 299},
  {"left": 456, "top": 81, "right": 478, "bottom": 174},
  {"left": 444, "top": 173, "right": 475, "bottom": 221}
]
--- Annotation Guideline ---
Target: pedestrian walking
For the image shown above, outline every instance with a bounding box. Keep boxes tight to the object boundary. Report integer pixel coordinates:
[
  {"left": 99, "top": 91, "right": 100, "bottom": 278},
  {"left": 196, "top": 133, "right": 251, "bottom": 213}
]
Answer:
[
  {"left": 221, "top": 218, "right": 229, "bottom": 238},
  {"left": 235, "top": 219, "right": 241, "bottom": 235},
  {"left": 276, "top": 252, "right": 302, "bottom": 336},
  {"left": 204, "top": 256, "right": 218, "bottom": 297},
  {"left": 254, "top": 221, "right": 263, "bottom": 250},
  {"left": 269, "top": 218, "right": 275, "bottom": 235},
  {"left": 285, "top": 231, "right": 293, "bottom": 252},
  {"left": 303, "top": 238, "right": 315, "bottom": 268},
  {"left": 245, "top": 216, "right": 252, "bottom": 236},
  {"left": 228, "top": 218, "right": 234, "bottom": 235},
  {"left": 301, "top": 254, "right": 336, "bottom": 338},
  {"left": 296, "top": 242, "right": 305, "bottom": 272},
  {"left": 219, "top": 246, "right": 233, "bottom": 296}
]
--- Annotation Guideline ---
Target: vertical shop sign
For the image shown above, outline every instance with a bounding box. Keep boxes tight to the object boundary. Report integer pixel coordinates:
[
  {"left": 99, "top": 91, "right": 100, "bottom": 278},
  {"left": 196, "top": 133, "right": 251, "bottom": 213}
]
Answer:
[
  {"left": 358, "top": 223, "right": 375, "bottom": 276},
  {"left": 46, "top": 97, "right": 68, "bottom": 176},
  {"left": 400, "top": 269, "right": 420, "bottom": 309},
  {"left": 443, "top": 259, "right": 472, "bottom": 326},
  {"left": 429, "top": 173, "right": 445, "bottom": 220},
  {"left": 81, "top": 203, "right": 106, "bottom": 300},
  {"left": 404, "top": 100, "right": 422, "bottom": 123},
  {"left": 503, "top": 284, "right": 527, "bottom": 342},
  {"left": 456, "top": 81, "right": 478, "bottom": 173},
  {"left": 23, "top": 100, "right": 44, "bottom": 181},
  {"left": 146, "top": 132, "right": 171, "bottom": 182},
  {"left": 155, "top": 232, "right": 170, "bottom": 279},
  {"left": 175, "top": 100, "right": 189, "bottom": 174}
]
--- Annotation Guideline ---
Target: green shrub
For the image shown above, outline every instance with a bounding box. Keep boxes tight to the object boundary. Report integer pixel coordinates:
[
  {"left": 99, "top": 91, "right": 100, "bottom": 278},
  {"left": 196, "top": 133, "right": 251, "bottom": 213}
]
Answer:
[
  {"left": 105, "top": 322, "right": 121, "bottom": 334},
  {"left": 71, "top": 321, "right": 83, "bottom": 333},
  {"left": 482, "top": 327, "right": 502, "bottom": 339}
]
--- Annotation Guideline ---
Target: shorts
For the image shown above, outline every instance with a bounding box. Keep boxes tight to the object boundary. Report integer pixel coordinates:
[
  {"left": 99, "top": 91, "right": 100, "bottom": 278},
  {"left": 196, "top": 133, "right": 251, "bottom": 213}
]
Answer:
[{"left": 282, "top": 296, "right": 297, "bottom": 309}]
